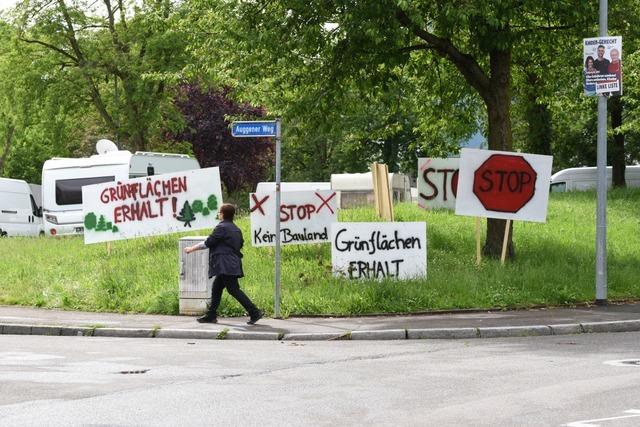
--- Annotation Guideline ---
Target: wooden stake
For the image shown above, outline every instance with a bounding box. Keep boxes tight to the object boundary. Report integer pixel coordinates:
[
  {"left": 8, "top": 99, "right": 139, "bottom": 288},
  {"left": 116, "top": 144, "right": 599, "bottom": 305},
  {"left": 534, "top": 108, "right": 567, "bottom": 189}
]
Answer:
[
  {"left": 475, "top": 217, "right": 481, "bottom": 265},
  {"left": 106, "top": 241, "right": 112, "bottom": 256},
  {"left": 500, "top": 219, "right": 512, "bottom": 265}
]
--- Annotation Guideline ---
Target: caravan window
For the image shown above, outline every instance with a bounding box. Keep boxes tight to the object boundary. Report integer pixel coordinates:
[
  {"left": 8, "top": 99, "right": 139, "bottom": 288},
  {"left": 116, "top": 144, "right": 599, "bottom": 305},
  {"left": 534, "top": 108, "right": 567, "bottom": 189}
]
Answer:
[{"left": 55, "top": 176, "right": 114, "bottom": 205}]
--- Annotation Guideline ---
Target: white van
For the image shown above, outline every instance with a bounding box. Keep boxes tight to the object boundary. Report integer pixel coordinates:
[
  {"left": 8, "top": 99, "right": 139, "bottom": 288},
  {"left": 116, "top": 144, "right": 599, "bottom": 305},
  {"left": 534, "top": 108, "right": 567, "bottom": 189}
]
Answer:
[
  {"left": 0, "top": 178, "right": 43, "bottom": 237},
  {"left": 550, "top": 165, "right": 640, "bottom": 192},
  {"left": 42, "top": 148, "right": 200, "bottom": 236}
]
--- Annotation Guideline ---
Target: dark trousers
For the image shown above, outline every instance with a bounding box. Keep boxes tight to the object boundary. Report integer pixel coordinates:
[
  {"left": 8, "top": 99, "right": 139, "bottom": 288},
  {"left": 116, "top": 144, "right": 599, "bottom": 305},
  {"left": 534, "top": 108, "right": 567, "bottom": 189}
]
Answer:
[{"left": 209, "top": 274, "right": 259, "bottom": 317}]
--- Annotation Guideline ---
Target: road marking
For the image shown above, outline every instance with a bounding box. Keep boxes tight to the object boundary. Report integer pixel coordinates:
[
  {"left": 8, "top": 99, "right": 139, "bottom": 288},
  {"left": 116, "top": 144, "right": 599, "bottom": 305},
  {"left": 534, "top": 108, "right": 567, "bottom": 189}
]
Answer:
[{"left": 564, "top": 409, "right": 640, "bottom": 427}]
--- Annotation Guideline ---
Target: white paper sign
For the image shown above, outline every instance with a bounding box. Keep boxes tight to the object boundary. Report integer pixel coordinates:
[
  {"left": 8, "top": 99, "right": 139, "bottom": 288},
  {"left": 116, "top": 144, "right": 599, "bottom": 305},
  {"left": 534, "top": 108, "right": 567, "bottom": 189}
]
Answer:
[
  {"left": 455, "top": 149, "right": 553, "bottom": 223},
  {"left": 331, "top": 222, "right": 427, "bottom": 280},
  {"left": 583, "top": 36, "right": 622, "bottom": 96},
  {"left": 417, "top": 158, "right": 459, "bottom": 210},
  {"left": 250, "top": 190, "right": 338, "bottom": 246},
  {"left": 82, "top": 167, "right": 223, "bottom": 244}
]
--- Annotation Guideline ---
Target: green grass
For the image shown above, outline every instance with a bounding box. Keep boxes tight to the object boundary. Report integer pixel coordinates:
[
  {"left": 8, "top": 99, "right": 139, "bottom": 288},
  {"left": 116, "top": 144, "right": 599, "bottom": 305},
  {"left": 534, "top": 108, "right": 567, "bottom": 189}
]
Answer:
[{"left": 1, "top": 189, "right": 639, "bottom": 317}]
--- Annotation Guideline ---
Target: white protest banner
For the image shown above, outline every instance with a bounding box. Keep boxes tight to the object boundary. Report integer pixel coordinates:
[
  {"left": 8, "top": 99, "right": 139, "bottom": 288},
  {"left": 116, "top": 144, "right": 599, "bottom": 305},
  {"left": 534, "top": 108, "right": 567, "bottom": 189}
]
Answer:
[
  {"left": 331, "top": 222, "right": 426, "bottom": 280},
  {"left": 455, "top": 149, "right": 553, "bottom": 223},
  {"left": 584, "top": 36, "right": 622, "bottom": 96},
  {"left": 250, "top": 190, "right": 338, "bottom": 246},
  {"left": 417, "top": 158, "right": 459, "bottom": 210},
  {"left": 82, "top": 167, "right": 223, "bottom": 244}
]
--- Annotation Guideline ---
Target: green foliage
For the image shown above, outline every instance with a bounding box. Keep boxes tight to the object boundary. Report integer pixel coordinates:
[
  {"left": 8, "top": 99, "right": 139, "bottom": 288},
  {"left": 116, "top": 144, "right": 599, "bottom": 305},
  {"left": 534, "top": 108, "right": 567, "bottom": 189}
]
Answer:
[
  {"left": 1, "top": 190, "right": 639, "bottom": 316},
  {"left": 191, "top": 199, "right": 203, "bottom": 213},
  {"left": 207, "top": 194, "right": 218, "bottom": 211},
  {"left": 84, "top": 213, "right": 97, "bottom": 230}
]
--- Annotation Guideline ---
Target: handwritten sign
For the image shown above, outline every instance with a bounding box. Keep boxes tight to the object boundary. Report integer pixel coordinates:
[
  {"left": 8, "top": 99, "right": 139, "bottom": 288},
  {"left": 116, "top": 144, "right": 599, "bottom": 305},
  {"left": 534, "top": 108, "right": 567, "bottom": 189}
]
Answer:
[
  {"left": 82, "top": 167, "right": 223, "bottom": 244},
  {"left": 331, "top": 222, "right": 427, "bottom": 280},
  {"left": 417, "top": 158, "right": 459, "bottom": 210},
  {"left": 455, "top": 149, "right": 553, "bottom": 222},
  {"left": 250, "top": 190, "right": 338, "bottom": 246}
]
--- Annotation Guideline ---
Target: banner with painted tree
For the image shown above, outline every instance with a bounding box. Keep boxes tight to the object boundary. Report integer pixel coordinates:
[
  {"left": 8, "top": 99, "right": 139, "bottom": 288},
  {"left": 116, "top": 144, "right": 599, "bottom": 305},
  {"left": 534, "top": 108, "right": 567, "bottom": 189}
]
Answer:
[{"left": 82, "top": 167, "right": 223, "bottom": 244}]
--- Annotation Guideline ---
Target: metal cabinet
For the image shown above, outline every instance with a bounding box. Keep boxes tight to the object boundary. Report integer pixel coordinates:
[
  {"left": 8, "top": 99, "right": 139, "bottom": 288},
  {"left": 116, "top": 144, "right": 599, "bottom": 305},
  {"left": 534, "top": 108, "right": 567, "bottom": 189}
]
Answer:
[{"left": 178, "top": 236, "right": 212, "bottom": 315}]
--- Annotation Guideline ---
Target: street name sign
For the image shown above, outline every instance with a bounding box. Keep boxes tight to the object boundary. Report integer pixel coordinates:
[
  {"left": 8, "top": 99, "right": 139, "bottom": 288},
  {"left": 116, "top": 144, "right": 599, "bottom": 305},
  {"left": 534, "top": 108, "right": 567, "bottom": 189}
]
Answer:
[{"left": 231, "top": 121, "right": 277, "bottom": 137}]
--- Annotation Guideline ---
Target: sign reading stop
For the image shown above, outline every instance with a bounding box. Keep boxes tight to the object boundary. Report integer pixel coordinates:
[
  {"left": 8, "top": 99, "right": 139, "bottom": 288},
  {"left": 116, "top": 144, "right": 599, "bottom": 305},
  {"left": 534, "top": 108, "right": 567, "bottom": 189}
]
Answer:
[
  {"left": 472, "top": 154, "right": 537, "bottom": 213},
  {"left": 455, "top": 149, "right": 553, "bottom": 223}
]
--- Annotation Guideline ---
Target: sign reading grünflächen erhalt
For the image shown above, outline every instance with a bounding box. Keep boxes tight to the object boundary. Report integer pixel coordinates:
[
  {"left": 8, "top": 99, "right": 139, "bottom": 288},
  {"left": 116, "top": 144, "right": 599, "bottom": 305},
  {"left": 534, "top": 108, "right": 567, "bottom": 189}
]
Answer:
[{"left": 331, "top": 222, "right": 427, "bottom": 280}]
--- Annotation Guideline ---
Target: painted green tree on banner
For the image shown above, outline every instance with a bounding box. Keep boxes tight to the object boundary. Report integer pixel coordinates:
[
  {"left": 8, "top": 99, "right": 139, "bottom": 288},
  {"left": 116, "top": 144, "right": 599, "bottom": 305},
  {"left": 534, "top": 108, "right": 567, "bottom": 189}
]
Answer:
[{"left": 177, "top": 201, "right": 196, "bottom": 227}]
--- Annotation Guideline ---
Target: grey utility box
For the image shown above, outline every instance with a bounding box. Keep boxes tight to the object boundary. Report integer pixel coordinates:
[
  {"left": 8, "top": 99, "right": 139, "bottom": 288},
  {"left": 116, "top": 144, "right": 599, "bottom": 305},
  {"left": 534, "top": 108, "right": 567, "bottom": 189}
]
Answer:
[{"left": 178, "top": 236, "right": 212, "bottom": 315}]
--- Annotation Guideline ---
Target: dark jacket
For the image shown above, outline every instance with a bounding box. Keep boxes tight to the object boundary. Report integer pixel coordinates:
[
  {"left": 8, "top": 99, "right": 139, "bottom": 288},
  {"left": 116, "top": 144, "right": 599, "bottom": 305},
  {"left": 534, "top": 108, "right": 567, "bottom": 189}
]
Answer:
[{"left": 204, "top": 220, "right": 244, "bottom": 278}]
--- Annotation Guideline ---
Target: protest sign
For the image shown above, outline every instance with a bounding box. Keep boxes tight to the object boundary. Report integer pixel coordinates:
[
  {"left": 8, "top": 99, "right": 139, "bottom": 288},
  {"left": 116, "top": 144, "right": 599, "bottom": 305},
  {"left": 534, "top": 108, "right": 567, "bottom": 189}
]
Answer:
[
  {"left": 82, "top": 167, "right": 222, "bottom": 244},
  {"left": 250, "top": 190, "right": 338, "bottom": 246},
  {"left": 417, "top": 158, "right": 459, "bottom": 210},
  {"left": 455, "top": 149, "right": 553, "bottom": 223},
  {"left": 583, "top": 36, "right": 622, "bottom": 96},
  {"left": 331, "top": 222, "right": 427, "bottom": 280}
]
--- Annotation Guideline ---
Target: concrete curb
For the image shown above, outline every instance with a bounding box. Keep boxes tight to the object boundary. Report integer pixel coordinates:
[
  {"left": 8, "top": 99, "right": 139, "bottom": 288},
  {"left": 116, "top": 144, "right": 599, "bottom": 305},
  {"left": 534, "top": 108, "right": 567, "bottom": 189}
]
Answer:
[{"left": 2, "top": 319, "right": 640, "bottom": 341}]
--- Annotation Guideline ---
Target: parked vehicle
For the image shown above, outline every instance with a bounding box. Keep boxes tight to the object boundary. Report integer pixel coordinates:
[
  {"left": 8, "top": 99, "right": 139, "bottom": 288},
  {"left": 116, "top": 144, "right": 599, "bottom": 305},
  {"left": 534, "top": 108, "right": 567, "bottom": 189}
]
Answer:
[
  {"left": 0, "top": 178, "right": 43, "bottom": 237},
  {"left": 550, "top": 165, "right": 640, "bottom": 192},
  {"left": 41, "top": 141, "right": 200, "bottom": 236}
]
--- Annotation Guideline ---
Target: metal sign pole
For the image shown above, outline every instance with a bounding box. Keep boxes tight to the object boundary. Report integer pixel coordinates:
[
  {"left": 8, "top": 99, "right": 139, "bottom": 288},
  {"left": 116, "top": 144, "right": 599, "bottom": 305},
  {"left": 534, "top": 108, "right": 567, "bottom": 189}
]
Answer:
[
  {"left": 596, "top": 0, "right": 608, "bottom": 305},
  {"left": 274, "top": 118, "right": 282, "bottom": 317}
]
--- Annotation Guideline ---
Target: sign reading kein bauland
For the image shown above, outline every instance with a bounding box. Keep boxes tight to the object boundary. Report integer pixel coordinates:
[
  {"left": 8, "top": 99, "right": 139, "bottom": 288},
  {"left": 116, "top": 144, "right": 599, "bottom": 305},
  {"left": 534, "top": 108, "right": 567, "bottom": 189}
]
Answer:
[
  {"left": 82, "top": 167, "right": 223, "bottom": 244},
  {"left": 455, "top": 149, "right": 553, "bottom": 223},
  {"left": 250, "top": 190, "right": 338, "bottom": 246},
  {"left": 417, "top": 158, "right": 459, "bottom": 210},
  {"left": 331, "top": 222, "right": 427, "bottom": 280},
  {"left": 583, "top": 36, "right": 622, "bottom": 96}
]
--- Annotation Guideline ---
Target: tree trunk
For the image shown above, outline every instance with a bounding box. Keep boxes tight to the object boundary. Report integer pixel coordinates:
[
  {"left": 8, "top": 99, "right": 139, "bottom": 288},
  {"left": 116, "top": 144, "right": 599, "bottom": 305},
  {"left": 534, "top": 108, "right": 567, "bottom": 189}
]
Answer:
[
  {"left": 0, "top": 124, "right": 15, "bottom": 175},
  {"left": 484, "top": 48, "right": 515, "bottom": 257},
  {"left": 525, "top": 72, "right": 552, "bottom": 155},
  {"left": 609, "top": 96, "right": 625, "bottom": 187}
]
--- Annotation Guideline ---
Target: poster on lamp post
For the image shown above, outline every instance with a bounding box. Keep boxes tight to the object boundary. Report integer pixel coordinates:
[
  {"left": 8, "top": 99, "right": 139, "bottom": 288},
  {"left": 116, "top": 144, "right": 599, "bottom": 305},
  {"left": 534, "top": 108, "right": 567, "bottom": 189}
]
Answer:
[{"left": 583, "top": 36, "right": 622, "bottom": 96}]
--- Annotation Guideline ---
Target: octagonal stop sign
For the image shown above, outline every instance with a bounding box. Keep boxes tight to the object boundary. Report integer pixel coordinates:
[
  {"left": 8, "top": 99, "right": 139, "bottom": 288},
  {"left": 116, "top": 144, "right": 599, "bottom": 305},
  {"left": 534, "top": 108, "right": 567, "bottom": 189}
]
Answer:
[{"left": 472, "top": 154, "right": 537, "bottom": 213}]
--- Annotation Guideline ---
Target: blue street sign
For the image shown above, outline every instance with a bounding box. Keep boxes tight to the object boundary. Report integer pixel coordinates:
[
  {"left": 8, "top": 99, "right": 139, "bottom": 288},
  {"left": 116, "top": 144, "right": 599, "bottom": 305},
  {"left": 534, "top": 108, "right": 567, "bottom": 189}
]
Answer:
[{"left": 231, "top": 121, "right": 277, "bottom": 137}]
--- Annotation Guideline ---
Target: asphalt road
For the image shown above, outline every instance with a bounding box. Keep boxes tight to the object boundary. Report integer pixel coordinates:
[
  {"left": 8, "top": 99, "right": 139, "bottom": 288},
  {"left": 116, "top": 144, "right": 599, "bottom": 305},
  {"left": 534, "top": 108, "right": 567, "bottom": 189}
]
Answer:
[{"left": 1, "top": 333, "right": 639, "bottom": 426}]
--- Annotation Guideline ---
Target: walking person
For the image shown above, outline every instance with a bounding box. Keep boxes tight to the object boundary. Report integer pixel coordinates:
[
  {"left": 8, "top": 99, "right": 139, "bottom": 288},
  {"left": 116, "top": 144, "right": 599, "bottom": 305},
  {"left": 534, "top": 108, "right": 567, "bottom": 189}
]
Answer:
[{"left": 184, "top": 203, "right": 263, "bottom": 325}]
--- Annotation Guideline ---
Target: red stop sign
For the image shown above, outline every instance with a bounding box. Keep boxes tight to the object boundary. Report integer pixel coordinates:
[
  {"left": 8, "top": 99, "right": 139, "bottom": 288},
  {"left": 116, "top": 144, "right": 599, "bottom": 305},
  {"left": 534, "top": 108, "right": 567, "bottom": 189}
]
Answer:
[{"left": 473, "top": 154, "right": 537, "bottom": 213}]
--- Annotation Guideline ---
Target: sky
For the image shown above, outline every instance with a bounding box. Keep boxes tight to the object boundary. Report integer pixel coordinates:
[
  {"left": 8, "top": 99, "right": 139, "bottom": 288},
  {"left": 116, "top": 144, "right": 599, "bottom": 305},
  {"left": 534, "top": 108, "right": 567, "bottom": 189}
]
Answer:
[{"left": 0, "top": 0, "right": 17, "bottom": 11}]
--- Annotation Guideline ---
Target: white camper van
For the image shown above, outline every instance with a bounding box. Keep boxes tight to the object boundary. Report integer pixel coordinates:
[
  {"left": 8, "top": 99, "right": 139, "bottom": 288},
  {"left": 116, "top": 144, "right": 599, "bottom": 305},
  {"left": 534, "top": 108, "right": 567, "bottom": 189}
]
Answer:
[
  {"left": 550, "top": 165, "right": 640, "bottom": 192},
  {"left": 41, "top": 142, "right": 200, "bottom": 236},
  {"left": 0, "top": 178, "right": 43, "bottom": 237}
]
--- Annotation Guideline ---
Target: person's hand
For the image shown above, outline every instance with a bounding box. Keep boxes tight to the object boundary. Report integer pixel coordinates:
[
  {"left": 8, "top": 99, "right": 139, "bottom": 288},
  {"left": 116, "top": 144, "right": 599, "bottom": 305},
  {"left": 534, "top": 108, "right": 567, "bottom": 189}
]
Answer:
[{"left": 184, "top": 246, "right": 193, "bottom": 254}]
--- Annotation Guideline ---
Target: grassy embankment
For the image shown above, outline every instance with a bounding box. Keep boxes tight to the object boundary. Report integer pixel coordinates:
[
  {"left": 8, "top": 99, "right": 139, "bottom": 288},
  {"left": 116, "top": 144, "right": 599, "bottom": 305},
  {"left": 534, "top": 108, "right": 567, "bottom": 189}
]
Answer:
[{"left": 0, "top": 189, "right": 638, "bottom": 316}]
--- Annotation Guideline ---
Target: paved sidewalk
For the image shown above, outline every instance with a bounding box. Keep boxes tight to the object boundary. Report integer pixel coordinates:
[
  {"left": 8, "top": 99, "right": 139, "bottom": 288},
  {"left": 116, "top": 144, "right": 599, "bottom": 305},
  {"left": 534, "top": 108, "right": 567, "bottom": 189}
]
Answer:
[{"left": 1, "top": 303, "right": 640, "bottom": 341}]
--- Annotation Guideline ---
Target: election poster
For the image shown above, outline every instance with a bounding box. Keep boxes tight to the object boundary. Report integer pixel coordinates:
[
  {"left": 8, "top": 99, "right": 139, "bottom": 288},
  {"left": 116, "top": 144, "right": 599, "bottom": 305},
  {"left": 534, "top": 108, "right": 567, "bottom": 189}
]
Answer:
[
  {"left": 82, "top": 167, "right": 223, "bottom": 244},
  {"left": 250, "top": 190, "right": 338, "bottom": 247},
  {"left": 417, "top": 158, "right": 459, "bottom": 210},
  {"left": 455, "top": 149, "right": 553, "bottom": 223},
  {"left": 331, "top": 222, "right": 427, "bottom": 280},
  {"left": 583, "top": 36, "right": 622, "bottom": 96}
]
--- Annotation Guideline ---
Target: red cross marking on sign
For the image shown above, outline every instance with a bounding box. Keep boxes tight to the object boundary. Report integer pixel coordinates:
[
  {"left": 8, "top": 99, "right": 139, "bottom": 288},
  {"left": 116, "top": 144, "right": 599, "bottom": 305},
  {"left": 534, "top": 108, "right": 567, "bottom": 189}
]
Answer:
[
  {"left": 315, "top": 192, "right": 336, "bottom": 214},
  {"left": 250, "top": 194, "right": 269, "bottom": 215}
]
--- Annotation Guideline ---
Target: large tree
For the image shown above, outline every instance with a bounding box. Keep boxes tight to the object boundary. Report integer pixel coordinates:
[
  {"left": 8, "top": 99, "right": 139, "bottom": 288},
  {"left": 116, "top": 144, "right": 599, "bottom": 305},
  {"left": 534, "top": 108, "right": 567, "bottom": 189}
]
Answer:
[
  {"left": 184, "top": 0, "right": 591, "bottom": 257},
  {"left": 13, "top": 0, "right": 190, "bottom": 151}
]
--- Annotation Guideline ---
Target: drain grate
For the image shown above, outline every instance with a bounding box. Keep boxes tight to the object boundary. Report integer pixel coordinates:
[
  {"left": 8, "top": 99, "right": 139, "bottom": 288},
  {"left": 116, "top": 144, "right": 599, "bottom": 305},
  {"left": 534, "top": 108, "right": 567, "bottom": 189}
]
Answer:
[{"left": 118, "top": 369, "right": 149, "bottom": 375}]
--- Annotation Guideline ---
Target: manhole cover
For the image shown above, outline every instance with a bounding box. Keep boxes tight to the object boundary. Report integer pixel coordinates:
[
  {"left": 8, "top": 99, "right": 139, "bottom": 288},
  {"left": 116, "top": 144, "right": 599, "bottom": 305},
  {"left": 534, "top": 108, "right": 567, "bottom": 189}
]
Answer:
[
  {"left": 604, "top": 359, "right": 640, "bottom": 367},
  {"left": 118, "top": 369, "right": 149, "bottom": 375}
]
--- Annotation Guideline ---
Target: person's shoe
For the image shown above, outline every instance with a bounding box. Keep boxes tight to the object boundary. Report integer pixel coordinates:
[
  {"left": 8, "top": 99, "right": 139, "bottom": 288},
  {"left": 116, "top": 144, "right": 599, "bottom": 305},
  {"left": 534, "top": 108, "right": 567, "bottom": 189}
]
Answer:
[
  {"left": 247, "top": 311, "right": 263, "bottom": 325},
  {"left": 197, "top": 313, "right": 217, "bottom": 323}
]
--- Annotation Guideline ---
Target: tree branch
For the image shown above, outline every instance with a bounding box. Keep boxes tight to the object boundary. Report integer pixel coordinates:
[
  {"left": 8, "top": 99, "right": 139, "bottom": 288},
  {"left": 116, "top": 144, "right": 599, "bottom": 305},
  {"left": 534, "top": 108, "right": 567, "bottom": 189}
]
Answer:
[
  {"left": 19, "top": 37, "right": 79, "bottom": 63},
  {"left": 395, "top": 8, "right": 491, "bottom": 101}
]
